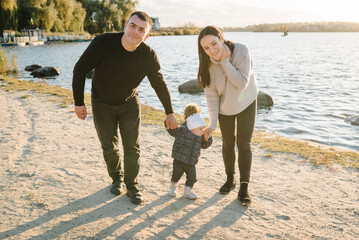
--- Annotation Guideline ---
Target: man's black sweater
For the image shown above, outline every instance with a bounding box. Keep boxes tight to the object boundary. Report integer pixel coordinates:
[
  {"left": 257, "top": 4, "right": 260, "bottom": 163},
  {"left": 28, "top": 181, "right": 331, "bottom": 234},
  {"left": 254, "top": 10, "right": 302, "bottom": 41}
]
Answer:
[{"left": 72, "top": 32, "right": 173, "bottom": 114}]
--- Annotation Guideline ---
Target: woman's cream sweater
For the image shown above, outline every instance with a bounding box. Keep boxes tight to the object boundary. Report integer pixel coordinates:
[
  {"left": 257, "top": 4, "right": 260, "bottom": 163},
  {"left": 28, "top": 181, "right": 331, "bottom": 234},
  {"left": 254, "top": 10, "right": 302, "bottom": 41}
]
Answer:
[{"left": 204, "top": 43, "right": 259, "bottom": 130}]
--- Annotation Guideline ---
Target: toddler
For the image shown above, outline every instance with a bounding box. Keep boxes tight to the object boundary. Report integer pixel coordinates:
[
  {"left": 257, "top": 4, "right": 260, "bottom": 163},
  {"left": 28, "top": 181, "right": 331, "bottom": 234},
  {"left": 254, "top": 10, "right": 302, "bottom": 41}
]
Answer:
[{"left": 165, "top": 103, "right": 213, "bottom": 199}]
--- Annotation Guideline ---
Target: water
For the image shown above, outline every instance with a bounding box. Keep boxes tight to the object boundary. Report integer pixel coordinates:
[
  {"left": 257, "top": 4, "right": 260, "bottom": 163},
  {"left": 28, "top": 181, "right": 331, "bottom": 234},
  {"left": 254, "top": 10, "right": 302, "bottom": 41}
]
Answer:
[{"left": 4, "top": 32, "right": 359, "bottom": 152}]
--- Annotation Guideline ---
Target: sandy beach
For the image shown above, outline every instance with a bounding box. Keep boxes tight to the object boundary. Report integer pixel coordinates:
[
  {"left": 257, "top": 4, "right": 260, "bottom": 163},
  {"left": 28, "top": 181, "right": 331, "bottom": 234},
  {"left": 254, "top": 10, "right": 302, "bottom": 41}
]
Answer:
[{"left": 0, "top": 88, "right": 358, "bottom": 240}]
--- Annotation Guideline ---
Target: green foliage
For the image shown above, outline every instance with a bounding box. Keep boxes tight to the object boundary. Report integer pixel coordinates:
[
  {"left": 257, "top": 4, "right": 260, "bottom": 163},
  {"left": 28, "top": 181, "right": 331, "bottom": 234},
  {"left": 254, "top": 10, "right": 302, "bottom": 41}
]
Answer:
[
  {"left": 183, "top": 29, "right": 194, "bottom": 35},
  {"left": 0, "top": 47, "right": 8, "bottom": 74},
  {"left": 151, "top": 24, "right": 200, "bottom": 36},
  {"left": 1, "top": 0, "right": 17, "bottom": 11},
  {"left": 1, "top": 0, "right": 137, "bottom": 34},
  {"left": 174, "top": 29, "right": 183, "bottom": 35},
  {"left": 27, "top": 0, "right": 86, "bottom": 32},
  {"left": 0, "top": 0, "right": 18, "bottom": 33},
  {"left": 0, "top": 47, "right": 17, "bottom": 74},
  {"left": 79, "top": 0, "right": 137, "bottom": 34},
  {"left": 223, "top": 22, "right": 359, "bottom": 32}
]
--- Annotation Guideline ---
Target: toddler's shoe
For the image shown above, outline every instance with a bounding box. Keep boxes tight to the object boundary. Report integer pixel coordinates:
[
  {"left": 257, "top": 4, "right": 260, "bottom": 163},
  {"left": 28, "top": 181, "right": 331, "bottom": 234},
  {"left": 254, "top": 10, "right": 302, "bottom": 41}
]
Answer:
[
  {"left": 183, "top": 186, "right": 198, "bottom": 200},
  {"left": 169, "top": 182, "right": 177, "bottom": 197}
]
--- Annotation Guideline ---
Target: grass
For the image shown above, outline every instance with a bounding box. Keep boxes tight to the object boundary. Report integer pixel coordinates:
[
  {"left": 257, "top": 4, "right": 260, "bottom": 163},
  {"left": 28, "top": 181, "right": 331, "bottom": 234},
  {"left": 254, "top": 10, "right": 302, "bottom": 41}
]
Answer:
[
  {"left": 0, "top": 76, "right": 90, "bottom": 106},
  {"left": 253, "top": 129, "right": 359, "bottom": 168},
  {"left": 0, "top": 46, "right": 18, "bottom": 75},
  {"left": 1, "top": 75, "right": 358, "bottom": 168}
]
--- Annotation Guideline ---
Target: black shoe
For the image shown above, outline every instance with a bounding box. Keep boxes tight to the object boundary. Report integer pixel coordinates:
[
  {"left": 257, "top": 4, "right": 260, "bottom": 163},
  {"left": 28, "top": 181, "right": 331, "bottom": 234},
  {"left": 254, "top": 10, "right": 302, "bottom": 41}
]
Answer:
[
  {"left": 219, "top": 179, "right": 236, "bottom": 195},
  {"left": 238, "top": 182, "right": 251, "bottom": 205},
  {"left": 110, "top": 179, "right": 123, "bottom": 195},
  {"left": 126, "top": 186, "right": 143, "bottom": 204}
]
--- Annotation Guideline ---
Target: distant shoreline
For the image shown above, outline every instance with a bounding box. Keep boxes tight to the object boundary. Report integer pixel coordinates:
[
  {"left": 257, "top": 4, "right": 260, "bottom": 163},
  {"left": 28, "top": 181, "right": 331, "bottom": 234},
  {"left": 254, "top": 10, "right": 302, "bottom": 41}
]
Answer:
[
  {"left": 222, "top": 21, "right": 359, "bottom": 33},
  {"left": 150, "top": 22, "right": 359, "bottom": 36}
]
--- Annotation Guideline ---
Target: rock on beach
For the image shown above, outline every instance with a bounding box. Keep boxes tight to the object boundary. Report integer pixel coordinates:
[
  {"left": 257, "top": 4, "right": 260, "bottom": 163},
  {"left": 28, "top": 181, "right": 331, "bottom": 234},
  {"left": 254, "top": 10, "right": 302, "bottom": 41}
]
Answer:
[
  {"left": 178, "top": 80, "right": 274, "bottom": 109},
  {"left": 345, "top": 115, "right": 359, "bottom": 126},
  {"left": 30, "top": 66, "right": 60, "bottom": 78},
  {"left": 25, "top": 64, "right": 42, "bottom": 72}
]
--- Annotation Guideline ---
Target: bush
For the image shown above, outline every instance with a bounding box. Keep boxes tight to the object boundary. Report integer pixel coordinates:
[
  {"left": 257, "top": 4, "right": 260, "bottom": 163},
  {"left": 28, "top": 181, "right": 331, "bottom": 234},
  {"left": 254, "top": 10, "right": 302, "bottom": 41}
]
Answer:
[
  {"left": 0, "top": 47, "right": 7, "bottom": 74},
  {"left": 150, "top": 32, "right": 162, "bottom": 36},
  {"left": 174, "top": 29, "right": 184, "bottom": 35},
  {"left": 183, "top": 29, "right": 194, "bottom": 35},
  {"left": 0, "top": 47, "right": 18, "bottom": 75}
]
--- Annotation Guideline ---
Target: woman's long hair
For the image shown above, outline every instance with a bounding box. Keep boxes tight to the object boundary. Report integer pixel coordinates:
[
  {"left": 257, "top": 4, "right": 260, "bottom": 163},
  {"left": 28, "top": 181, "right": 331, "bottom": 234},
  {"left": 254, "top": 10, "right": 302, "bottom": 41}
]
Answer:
[{"left": 197, "top": 26, "right": 234, "bottom": 88}]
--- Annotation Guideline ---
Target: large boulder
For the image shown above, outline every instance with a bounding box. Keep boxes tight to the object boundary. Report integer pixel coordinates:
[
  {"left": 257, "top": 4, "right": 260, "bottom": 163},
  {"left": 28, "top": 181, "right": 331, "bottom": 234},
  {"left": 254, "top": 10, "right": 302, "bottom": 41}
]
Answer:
[
  {"left": 178, "top": 80, "right": 274, "bottom": 109},
  {"left": 178, "top": 80, "right": 203, "bottom": 93},
  {"left": 25, "top": 64, "right": 42, "bottom": 72},
  {"left": 257, "top": 90, "right": 274, "bottom": 109},
  {"left": 345, "top": 115, "right": 359, "bottom": 126},
  {"left": 30, "top": 66, "right": 60, "bottom": 78}
]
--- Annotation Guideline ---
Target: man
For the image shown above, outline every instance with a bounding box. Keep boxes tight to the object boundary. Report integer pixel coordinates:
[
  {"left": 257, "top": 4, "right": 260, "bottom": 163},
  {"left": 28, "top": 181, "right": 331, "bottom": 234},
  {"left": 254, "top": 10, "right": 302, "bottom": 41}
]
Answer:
[{"left": 72, "top": 11, "right": 178, "bottom": 204}]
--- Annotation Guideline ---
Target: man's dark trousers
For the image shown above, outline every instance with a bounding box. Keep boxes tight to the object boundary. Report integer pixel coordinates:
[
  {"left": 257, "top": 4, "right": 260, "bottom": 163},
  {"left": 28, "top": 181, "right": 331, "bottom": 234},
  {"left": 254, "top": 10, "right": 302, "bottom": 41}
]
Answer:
[{"left": 92, "top": 94, "right": 141, "bottom": 189}]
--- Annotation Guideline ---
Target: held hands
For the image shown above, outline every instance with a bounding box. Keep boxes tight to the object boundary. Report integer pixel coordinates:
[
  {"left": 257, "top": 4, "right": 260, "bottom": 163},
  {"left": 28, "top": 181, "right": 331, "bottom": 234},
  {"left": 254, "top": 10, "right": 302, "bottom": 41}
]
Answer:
[
  {"left": 220, "top": 43, "right": 231, "bottom": 61},
  {"left": 203, "top": 127, "right": 214, "bottom": 141},
  {"left": 165, "top": 113, "right": 178, "bottom": 129},
  {"left": 75, "top": 105, "right": 87, "bottom": 120}
]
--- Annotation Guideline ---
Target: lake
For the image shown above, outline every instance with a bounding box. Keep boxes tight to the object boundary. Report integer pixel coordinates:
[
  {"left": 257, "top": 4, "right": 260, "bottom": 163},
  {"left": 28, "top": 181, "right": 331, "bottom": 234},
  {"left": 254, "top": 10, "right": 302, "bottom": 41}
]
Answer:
[{"left": 4, "top": 32, "right": 359, "bottom": 152}]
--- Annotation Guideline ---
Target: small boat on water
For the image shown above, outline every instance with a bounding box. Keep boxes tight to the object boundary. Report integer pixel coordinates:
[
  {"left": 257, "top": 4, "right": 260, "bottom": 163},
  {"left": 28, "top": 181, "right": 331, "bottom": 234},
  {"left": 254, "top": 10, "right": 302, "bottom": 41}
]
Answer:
[
  {"left": 281, "top": 27, "right": 288, "bottom": 37},
  {"left": 15, "top": 42, "right": 27, "bottom": 46},
  {"left": 1, "top": 43, "right": 14, "bottom": 46},
  {"left": 27, "top": 41, "right": 45, "bottom": 46}
]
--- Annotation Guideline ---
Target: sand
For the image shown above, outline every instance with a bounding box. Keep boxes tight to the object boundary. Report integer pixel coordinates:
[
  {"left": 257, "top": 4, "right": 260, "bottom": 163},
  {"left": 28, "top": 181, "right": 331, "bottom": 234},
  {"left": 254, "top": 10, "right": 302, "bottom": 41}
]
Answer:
[{"left": 0, "top": 89, "right": 358, "bottom": 240}]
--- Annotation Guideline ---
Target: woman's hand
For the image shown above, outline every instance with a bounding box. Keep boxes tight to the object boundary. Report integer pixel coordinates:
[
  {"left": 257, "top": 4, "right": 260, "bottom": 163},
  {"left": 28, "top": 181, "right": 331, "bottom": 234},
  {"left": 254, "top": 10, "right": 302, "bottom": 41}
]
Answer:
[
  {"left": 220, "top": 43, "right": 231, "bottom": 61},
  {"left": 203, "top": 127, "right": 214, "bottom": 141}
]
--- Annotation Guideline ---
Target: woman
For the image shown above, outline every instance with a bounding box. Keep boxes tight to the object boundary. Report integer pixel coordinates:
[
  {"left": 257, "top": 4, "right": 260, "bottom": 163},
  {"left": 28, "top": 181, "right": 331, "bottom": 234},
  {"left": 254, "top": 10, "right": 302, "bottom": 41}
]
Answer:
[{"left": 197, "top": 26, "right": 258, "bottom": 204}]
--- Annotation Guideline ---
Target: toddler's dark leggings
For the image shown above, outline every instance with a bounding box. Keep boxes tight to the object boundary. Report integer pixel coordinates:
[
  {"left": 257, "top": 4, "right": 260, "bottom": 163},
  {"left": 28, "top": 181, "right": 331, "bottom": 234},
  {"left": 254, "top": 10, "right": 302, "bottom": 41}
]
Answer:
[{"left": 171, "top": 159, "right": 197, "bottom": 187}]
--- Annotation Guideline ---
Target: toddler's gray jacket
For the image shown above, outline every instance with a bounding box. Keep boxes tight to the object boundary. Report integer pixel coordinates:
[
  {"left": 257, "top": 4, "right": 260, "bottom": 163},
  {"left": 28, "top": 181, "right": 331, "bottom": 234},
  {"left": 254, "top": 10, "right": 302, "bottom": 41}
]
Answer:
[{"left": 166, "top": 121, "right": 213, "bottom": 166}]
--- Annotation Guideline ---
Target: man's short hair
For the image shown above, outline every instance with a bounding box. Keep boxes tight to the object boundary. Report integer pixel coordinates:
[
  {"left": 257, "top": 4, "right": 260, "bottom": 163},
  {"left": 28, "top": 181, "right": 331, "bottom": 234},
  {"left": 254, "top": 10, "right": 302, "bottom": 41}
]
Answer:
[{"left": 129, "top": 11, "right": 153, "bottom": 28}]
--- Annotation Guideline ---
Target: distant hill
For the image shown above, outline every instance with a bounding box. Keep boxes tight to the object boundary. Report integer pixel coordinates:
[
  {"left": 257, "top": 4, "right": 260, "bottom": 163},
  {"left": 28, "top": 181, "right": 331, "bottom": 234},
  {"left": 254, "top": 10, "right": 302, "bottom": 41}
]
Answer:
[{"left": 223, "top": 22, "right": 359, "bottom": 32}]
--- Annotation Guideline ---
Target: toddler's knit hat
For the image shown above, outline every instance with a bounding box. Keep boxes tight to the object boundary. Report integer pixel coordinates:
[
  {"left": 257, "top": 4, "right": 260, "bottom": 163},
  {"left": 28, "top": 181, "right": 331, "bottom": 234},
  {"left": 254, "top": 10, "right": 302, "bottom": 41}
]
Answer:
[{"left": 186, "top": 113, "right": 206, "bottom": 130}]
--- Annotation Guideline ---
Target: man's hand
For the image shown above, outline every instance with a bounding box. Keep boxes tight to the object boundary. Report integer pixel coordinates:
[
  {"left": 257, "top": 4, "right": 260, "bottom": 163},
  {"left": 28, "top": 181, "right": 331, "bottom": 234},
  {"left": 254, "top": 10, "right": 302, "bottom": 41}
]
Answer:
[
  {"left": 75, "top": 105, "right": 87, "bottom": 120},
  {"left": 203, "top": 127, "right": 214, "bottom": 141},
  {"left": 165, "top": 113, "right": 178, "bottom": 129}
]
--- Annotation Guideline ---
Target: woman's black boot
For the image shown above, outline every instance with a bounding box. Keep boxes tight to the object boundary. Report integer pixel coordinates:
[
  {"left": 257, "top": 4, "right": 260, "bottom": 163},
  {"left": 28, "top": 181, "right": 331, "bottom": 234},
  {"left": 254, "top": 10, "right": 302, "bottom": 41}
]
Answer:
[
  {"left": 219, "top": 175, "right": 236, "bottom": 195},
  {"left": 238, "top": 182, "right": 251, "bottom": 205}
]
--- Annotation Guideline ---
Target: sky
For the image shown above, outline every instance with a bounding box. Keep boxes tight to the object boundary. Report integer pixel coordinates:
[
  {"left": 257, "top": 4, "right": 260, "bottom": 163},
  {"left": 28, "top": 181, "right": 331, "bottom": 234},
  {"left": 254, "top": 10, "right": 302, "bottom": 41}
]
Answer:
[{"left": 137, "top": 0, "right": 359, "bottom": 27}]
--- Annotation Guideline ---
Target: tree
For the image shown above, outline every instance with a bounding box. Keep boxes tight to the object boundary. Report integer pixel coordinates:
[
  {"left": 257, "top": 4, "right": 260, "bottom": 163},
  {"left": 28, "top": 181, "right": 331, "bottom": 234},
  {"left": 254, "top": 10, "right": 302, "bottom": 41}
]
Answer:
[
  {"left": 118, "top": 0, "right": 137, "bottom": 29},
  {"left": 79, "top": 0, "right": 137, "bottom": 34},
  {"left": 17, "top": 0, "right": 86, "bottom": 33},
  {"left": 1, "top": 0, "right": 138, "bottom": 35},
  {"left": 0, "top": 0, "right": 18, "bottom": 33}
]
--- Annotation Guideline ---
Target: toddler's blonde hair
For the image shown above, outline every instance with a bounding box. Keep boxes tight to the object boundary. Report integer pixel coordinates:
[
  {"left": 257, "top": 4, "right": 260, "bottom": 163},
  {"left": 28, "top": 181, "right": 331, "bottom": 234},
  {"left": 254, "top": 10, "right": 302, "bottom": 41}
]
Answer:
[{"left": 184, "top": 103, "right": 201, "bottom": 119}]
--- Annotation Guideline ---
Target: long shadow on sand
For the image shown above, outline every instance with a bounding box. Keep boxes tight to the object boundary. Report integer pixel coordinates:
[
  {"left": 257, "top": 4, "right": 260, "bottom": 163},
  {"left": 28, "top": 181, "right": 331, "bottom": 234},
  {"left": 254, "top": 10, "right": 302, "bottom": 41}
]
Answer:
[
  {"left": 0, "top": 187, "right": 192, "bottom": 239},
  {"left": 147, "top": 194, "right": 247, "bottom": 239},
  {"left": 187, "top": 199, "right": 247, "bottom": 239},
  {"left": 93, "top": 195, "right": 194, "bottom": 239},
  {"left": 0, "top": 188, "right": 247, "bottom": 239},
  {"left": 0, "top": 187, "right": 112, "bottom": 239}
]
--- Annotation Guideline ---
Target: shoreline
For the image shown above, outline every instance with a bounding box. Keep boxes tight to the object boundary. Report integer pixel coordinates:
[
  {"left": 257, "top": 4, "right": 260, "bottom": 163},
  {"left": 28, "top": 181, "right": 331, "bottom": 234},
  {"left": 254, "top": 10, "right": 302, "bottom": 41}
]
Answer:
[
  {"left": 4, "top": 33, "right": 359, "bottom": 154},
  {"left": 1, "top": 75, "right": 358, "bottom": 168},
  {"left": 0, "top": 83, "right": 358, "bottom": 239}
]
